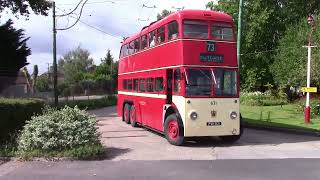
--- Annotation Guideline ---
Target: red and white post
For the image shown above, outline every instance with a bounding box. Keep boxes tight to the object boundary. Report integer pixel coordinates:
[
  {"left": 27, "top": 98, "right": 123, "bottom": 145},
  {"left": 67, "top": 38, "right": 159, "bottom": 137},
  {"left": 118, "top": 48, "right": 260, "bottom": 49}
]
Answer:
[{"left": 304, "top": 45, "right": 312, "bottom": 124}]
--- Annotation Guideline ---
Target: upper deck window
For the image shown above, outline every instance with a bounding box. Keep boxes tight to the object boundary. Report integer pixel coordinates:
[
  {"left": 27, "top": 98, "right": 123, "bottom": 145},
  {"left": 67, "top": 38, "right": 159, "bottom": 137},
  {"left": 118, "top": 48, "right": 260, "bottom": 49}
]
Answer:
[
  {"left": 157, "top": 26, "right": 165, "bottom": 44},
  {"left": 120, "top": 45, "right": 124, "bottom": 58},
  {"left": 149, "top": 31, "right": 156, "bottom": 47},
  {"left": 141, "top": 35, "right": 147, "bottom": 50},
  {"left": 134, "top": 38, "right": 140, "bottom": 53},
  {"left": 168, "top": 21, "right": 179, "bottom": 40},
  {"left": 212, "top": 23, "right": 234, "bottom": 41},
  {"left": 123, "top": 44, "right": 129, "bottom": 56},
  {"left": 183, "top": 20, "right": 208, "bottom": 39},
  {"left": 128, "top": 41, "right": 134, "bottom": 55}
]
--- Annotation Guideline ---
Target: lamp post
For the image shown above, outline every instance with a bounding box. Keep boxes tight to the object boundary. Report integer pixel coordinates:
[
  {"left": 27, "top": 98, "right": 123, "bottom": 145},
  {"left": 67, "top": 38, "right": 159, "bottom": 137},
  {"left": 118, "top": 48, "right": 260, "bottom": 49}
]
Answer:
[{"left": 304, "top": 15, "right": 316, "bottom": 124}]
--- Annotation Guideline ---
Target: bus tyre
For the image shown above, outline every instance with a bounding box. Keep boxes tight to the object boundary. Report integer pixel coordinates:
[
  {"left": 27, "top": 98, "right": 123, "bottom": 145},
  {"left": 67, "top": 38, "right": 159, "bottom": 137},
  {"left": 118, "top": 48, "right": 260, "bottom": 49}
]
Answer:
[
  {"left": 130, "top": 105, "right": 137, "bottom": 127},
  {"left": 220, "top": 115, "right": 244, "bottom": 144},
  {"left": 164, "top": 114, "right": 184, "bottom": 146},
  {"left": 123, "top": 104, "right": 131, "bottom": 124}
]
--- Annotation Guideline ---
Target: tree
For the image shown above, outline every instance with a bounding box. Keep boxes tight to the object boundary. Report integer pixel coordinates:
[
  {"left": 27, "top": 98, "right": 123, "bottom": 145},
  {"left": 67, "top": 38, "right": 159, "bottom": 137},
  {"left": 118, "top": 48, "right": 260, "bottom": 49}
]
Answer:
[
  {"left": 101, "top": 49, "right": 114, "bottom": 65},
  {"left": 157, "top": 9, "right": 172, "bottom": 20},
  {"left": 272, "top": 16, "right": 320, "bottom": 88},
  {"left": 0, "top": 20, "right": 30, "bottom": 92},
  {"left": 0, "top": 0, "right": 51, "bottom": 16},
  {"left": 58, "top": 46, "right": 94, "bottom": 85},
  {"left": 206, "top": 0, "right": 320, "bottom": 91},
  {"left": 36, "top": 74, "right": 50, "bottom": 92}
]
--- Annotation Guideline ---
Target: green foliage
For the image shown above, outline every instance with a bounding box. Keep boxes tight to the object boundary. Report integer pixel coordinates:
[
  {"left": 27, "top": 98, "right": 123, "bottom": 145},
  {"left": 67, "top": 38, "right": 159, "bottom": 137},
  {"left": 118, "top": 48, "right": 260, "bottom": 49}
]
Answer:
[
  {"left": 0, "top": 0, "right": 51, "bottom": 16},
  {"left": 18, "top": 106, "right": 101, "bottom": 153},
  {"left": 157, "top": 9, "right": 172, "bottom": 20},
  {"left": 240, "top": 91, "right": 287, "bottom": 106},
  {"left": 36, "top": 75, "right": 50, "bottom": 92},
  {"left": 272, "top": 16, "right": 320, "bottom": 87},
  {"left": 0, "top": 98, "right": 44, "bottom": 142},
  {"left": 0, "top": 20, "right": 30, "bottom": 92},
  {"left": 296, "top": 99, "right": 320, "bottom": 118},
  {"left": 58, "top": 46, "right": 94, "bottom": 85},
  {"left": 58, "top": 96, "right": 117, "bottom": 110},
  {"left": 241, "top": 104, "right": 320, "bottom": 131},
  {"left": 101, "top": 49, "right": 114, "bottom": 65},
  {"left": 18, "top": 144, "right": 105, "bottom": 160},
  {"left": 207, "top": 0, "right": 320, "bottom": 91}
]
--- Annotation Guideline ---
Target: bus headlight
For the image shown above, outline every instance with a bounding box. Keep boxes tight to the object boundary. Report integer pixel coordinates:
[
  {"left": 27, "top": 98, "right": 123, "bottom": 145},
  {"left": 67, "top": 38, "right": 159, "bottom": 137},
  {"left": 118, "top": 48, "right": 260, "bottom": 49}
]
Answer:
[
  {"left": 230, "top": 111, "right": 237, "bottom": 119},
  {"left": 190, "top": 112, "right": 198, "bottom": 120}
]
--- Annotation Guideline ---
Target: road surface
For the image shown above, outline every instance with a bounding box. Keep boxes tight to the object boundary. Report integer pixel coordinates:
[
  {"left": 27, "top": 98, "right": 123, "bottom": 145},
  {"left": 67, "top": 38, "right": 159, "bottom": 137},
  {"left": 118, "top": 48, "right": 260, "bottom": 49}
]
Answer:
[
  {"left": 92, "top": 106, "right": 320, "bottom": 160},
  {"left": 1, "top": 106, "right": 320, "bottom": 179}
]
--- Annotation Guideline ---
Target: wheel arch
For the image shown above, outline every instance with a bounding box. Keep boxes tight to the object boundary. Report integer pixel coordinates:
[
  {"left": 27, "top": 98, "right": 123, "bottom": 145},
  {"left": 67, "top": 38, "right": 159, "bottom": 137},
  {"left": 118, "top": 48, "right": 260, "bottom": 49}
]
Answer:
[{"left": 163, "top": 105, "right": 184, "bottom": 134}]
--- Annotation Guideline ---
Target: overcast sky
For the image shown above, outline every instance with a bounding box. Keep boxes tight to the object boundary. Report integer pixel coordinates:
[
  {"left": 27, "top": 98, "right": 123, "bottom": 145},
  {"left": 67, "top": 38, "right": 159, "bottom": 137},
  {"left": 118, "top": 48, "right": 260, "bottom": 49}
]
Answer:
[{"left": 2, "top": 0, "right": 212, "bottom": 74}]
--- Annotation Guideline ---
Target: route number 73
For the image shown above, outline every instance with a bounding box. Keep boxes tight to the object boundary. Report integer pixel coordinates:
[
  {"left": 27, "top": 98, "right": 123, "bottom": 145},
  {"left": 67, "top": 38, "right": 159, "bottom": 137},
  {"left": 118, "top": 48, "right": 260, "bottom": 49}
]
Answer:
[{"left": 207, "top": 42, "right": 216, "bottom": 52}]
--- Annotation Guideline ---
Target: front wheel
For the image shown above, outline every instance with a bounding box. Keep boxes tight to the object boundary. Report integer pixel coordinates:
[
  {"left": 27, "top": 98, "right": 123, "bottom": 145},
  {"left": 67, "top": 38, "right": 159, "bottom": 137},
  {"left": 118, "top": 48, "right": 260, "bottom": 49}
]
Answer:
[{"left": 164, "top": 114, "right": 184, "bottom": 146}]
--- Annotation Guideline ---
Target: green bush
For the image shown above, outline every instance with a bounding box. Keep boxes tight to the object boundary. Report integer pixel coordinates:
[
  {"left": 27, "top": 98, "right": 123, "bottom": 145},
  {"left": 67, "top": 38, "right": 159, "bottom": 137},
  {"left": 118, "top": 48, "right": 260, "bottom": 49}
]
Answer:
[
  {"left": 0, "top": 98, "right": 44, "bottom": 142},
  {"left": 240, "top": 91, "right": 288, "bottom": 106},
  {"left": 296, "top": 99, "right": 320, "bottom": 118},
  {"left": 18, "top": 106, "right": 101, "bottom": 153},
  {"left": 58, "top": 95, "right": 117, "bottom": 110}
]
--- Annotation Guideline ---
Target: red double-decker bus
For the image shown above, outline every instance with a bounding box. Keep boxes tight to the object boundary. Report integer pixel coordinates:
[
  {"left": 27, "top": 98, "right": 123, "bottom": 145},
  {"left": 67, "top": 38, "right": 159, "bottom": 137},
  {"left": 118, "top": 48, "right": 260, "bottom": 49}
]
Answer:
[{"left": 117, "top": 10, "right": 242, "bottom": 145}]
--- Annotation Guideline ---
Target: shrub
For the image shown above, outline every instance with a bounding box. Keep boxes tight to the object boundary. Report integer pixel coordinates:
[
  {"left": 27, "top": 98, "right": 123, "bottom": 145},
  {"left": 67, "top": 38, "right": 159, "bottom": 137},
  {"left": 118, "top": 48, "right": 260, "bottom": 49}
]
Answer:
[
  {"left": 58, "top": 95, "right": 117, "bottom": 110},
  {"left": 0, "top": 98, "right": 44, "bottom": 142},
  {"left": 18, "top": 106, "right": 101, "bottom": 153},
  {"left": 296, "top": 99, "right": 320, "bottom": 118},
  {"left": 240, "top": 91, "right": 288, "bottom": 106}
]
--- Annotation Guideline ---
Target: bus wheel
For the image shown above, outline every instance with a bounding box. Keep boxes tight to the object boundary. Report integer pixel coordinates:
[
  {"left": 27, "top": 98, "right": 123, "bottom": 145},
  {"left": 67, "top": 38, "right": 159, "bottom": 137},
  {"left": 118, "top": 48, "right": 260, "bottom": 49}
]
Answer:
[
  {"left": 130, "top": 105, "right": 137, "bottom": 127},
  {"left": 123, "top": 104, "right": 131, "bottom": 124},
  {"left": 220, "top": 115, "right": 243, "bottom": 144},
  {"left": 164, "top": 114, "right": 184, "bottom": 146}
]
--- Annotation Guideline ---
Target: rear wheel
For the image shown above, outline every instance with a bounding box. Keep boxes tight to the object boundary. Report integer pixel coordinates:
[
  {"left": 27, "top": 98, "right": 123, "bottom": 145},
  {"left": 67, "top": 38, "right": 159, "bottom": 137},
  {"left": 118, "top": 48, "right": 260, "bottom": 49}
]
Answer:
[
  {"left": 123, "top": 104, "right": 131, "bottom": 124},
  {"left": 164, "top": 114, "right": 184, "bottom": 146},
  {"left": 220, "top": 115, "right": 243, "bottom": 144},
  {"left": 130, "top": 105, "right": 138, "bottom": 127}
]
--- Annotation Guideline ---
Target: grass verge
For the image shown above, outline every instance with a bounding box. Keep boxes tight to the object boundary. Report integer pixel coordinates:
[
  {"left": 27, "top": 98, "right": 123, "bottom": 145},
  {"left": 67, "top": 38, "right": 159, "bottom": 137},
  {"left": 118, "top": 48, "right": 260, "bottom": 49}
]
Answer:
[{"left": 241, "top": 104, "right": 320, "bottom": 132}]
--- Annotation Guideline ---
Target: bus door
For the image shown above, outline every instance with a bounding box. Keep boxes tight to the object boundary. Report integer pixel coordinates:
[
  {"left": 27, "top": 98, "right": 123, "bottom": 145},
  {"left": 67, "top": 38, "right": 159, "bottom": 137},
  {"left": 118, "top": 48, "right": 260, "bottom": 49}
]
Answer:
[{"left": 166, "top": 69, "right": 173, "bottom": 104}]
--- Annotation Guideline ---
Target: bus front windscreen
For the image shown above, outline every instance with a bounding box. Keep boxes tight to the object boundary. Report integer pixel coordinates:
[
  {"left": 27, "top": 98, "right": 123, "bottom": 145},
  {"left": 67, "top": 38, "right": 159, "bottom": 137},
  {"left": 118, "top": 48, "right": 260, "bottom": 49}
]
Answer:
[{"left": 185, "top": 69, "right": 238, "bottom": 97}]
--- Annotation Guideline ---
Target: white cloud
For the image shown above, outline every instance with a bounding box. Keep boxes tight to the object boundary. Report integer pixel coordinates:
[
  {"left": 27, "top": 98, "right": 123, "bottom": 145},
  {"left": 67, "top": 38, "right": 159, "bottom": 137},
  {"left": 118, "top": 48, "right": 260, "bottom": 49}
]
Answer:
[{"left": 2, "top": 0, "right": 211, "bottom": 74}]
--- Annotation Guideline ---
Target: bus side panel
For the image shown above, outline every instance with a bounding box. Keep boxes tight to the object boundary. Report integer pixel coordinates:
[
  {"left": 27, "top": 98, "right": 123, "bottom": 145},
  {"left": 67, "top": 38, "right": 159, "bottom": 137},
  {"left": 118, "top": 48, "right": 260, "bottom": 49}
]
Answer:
[{"left": 144, "top": 97, "right": 165, "bottom": 132}]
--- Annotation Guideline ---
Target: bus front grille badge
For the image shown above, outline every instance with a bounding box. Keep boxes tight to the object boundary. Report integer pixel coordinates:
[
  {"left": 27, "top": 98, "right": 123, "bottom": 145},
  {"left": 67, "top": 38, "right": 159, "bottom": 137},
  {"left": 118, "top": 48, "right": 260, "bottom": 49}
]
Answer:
[{"left": 211, "top": 110, "right": 216, "bottom": 117}]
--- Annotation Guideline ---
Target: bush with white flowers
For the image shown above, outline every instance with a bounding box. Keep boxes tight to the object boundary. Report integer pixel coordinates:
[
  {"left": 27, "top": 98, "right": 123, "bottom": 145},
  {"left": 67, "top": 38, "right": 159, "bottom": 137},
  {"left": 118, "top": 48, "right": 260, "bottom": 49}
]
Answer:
[{"left": 18, "top": 106, "right": 101, "bottom": 152}]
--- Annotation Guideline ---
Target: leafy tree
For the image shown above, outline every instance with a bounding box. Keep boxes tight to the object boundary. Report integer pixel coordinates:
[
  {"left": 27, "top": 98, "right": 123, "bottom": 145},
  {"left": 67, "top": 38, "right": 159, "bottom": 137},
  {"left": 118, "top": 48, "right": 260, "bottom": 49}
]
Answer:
[
  {"left": 157, "top": 9, "right": 172, "bottom": 20},
  {"left": 36, "top": 74, "right": 50, "bottom": 92},
  {"left": 0, "top": 0, "right": 51, "bottom": 16},
  {"left": 206, "top": 0, "right": 320, "bottom": 91},
  {"left": 101, "top": 49, "right": 114, "bottom": 65},
  {"left": 0, "top": 20, "right": 30, "bottom": 92},
  {"left": 272, "top": 16, "right": 320, "bottom": 88},
  {"left": 58, "top": 46, "right": 94, "bottom": 84}
]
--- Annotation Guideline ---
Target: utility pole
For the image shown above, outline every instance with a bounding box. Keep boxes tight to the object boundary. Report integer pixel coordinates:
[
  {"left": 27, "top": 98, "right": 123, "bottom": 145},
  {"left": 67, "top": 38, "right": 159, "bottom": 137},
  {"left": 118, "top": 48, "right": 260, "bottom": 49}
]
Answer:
[
  {"left": 52, "top": 1, "right": 58, "bottom": 106},
  {"left": 237, "top": 0, "right": 244, "bottom": 69}
]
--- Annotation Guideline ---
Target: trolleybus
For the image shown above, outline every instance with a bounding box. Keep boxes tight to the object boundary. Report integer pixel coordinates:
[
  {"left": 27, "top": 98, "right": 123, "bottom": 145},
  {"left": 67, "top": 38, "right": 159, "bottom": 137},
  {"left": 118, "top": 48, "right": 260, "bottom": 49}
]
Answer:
[{"left": 117, "top": 10, "right": 242, "bottom": 145}]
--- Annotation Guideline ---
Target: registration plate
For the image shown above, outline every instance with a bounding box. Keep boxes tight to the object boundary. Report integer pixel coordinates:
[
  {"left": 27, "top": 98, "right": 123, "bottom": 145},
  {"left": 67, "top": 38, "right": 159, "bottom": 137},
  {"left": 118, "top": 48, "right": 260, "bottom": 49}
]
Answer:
[{"left": 207, "top": 122, "right": 222, "bottom": 126}]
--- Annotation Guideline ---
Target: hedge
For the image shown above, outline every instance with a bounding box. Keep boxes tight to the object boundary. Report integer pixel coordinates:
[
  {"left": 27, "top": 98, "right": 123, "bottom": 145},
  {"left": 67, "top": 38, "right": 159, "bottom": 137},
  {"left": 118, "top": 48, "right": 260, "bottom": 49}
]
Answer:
[
  {"left": 57, "top": 95, "right": 117, "bottom": 110},
  {"left": 0, "top": 98, "right": 45, "bottom": 142}
]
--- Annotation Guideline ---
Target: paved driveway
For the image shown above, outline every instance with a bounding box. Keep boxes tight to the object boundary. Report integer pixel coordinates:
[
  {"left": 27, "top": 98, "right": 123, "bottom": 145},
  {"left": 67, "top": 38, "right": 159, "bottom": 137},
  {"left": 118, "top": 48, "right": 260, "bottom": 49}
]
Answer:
[{"left": 91, "top": 106, "right": 320, "bottom": 160}]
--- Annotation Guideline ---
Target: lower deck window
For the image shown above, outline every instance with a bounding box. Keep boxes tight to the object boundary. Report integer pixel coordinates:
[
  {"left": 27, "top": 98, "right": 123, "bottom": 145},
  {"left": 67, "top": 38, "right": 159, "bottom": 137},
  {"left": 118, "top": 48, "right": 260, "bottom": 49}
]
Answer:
[{"left": 139, "top": 79, "right": 145, "bottom": 92}]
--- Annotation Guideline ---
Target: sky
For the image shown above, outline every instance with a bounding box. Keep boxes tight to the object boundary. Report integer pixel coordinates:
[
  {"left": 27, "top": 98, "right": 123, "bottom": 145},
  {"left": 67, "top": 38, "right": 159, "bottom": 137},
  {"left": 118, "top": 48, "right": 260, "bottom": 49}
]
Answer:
[{"left": 2, "top": 0, "right": 212, "bottom": 74}]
